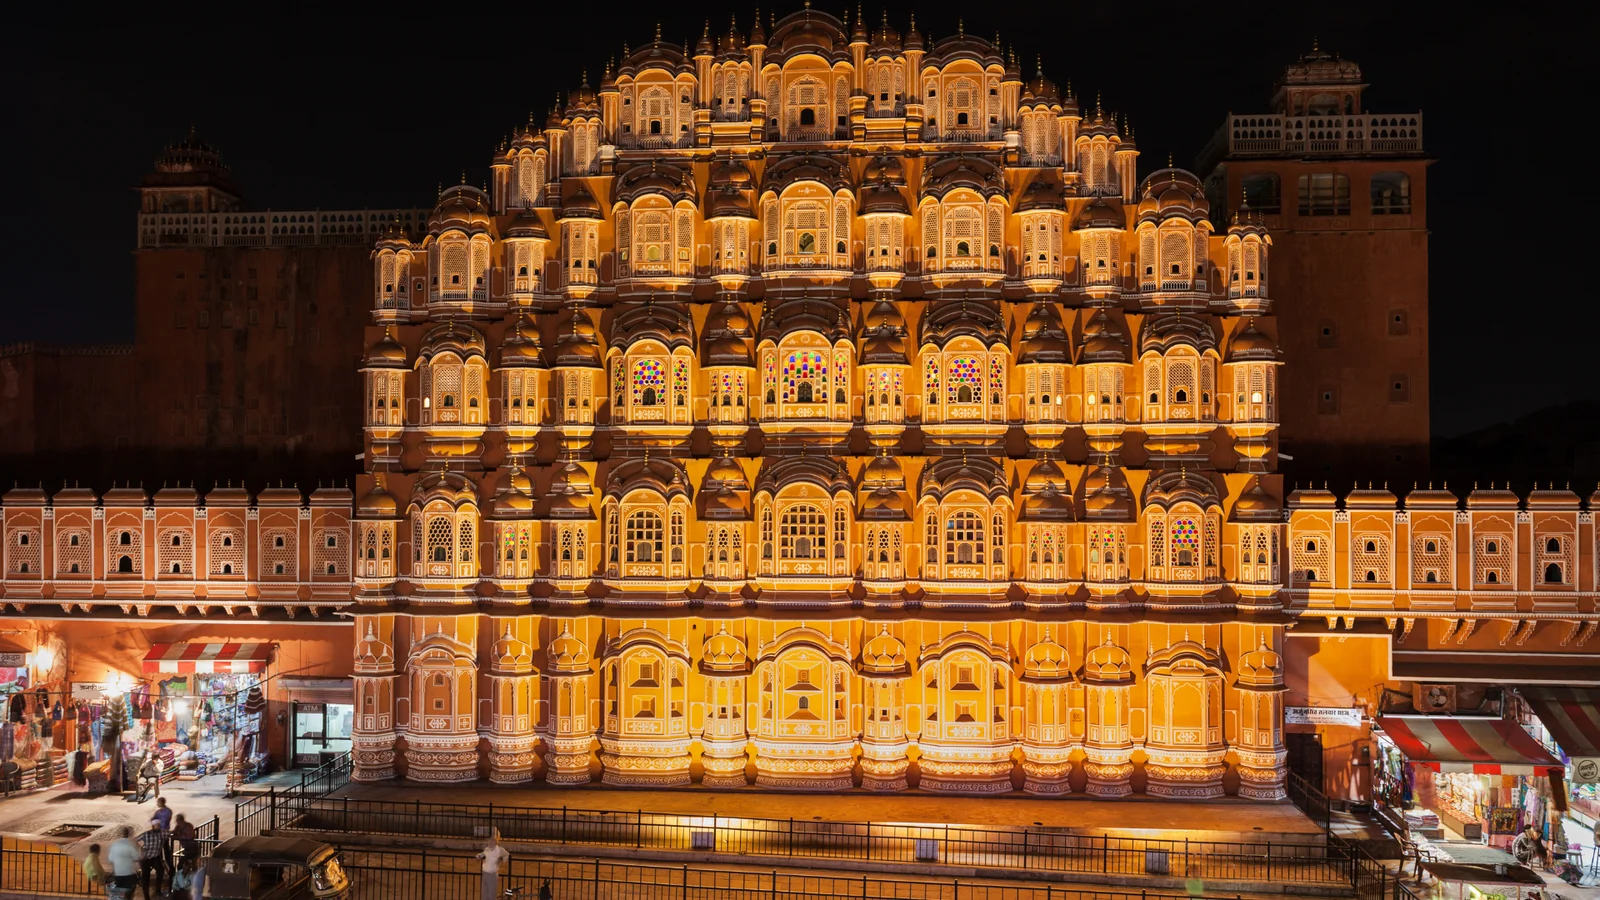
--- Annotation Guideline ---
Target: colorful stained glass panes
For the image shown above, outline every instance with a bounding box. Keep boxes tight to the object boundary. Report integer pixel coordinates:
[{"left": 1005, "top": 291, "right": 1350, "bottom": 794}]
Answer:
[
  {"left": 1172, "top": 518, "right": 1199, "bottom": 549},
  {"left": 947, "top": 356, "right": 982, "bottom": 404},
  {"left": 782, "top": 350, "right": 827, "bottom": 402},
  {"left": 632, "top": 358, "right": 665, "bottom": 405}
]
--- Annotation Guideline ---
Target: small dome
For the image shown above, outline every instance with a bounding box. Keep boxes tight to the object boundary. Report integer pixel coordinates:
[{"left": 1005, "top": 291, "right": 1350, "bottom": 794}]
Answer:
[
  {"left": 1082, "top": 464, "right": 1134, "bottom": 519},
  {"left": 1024, "top": 637, "right": 1071, "bottom": 681},
  {"left": 357, "top": 478, "right": 398, "bottom": 517},
  {"left": 861, "top": 182, "right": 910, "bottom": 217},
  {"left": 554, "top": 309, "right": 603, "bottom": 368},
  {"left": 1231, "top": 479, "right": 1278, "bottom": 521},
  {"left": 859, "top": 298, "right": 909, "bottom": 365},
  {"left": 547, "top": 627, "right": 591, "bottom": 672},
  {"left": 703, "top": 454, "right": 749, "bottom": 491},
  {"left": 616, "top": 159, "right": 694, "bottom": 204},
  {"left": 860, "top": 486, "right": 909, "bottom": 520},
  {"left": 1140, "top": 312, "right": 1217, "bottom": 355},
  {"left": 1079, "top": 309, "right": 1131, "bottom": 363},
  {"left": 1225, "top": 319, "right": 1278, "bottom": 363},
  {"left": 547, "top": 461, "right": 596, "bottom": 518},
  {"left": 1018, "top": 301, "right": 1071, "bottom": 365},
  {"left": 559, "top": 182, "right": 603, "bottom": 219},
  {"left": 701, "top": 301, "right": 754, "bottom": 368},
  {"left": 701, "top": 624, "right": 749, "bottom": 674},
  {"left": 498, "top": 316, "right": 546, "bottom": 368},
  {"left": 1024, "top": 457, "right": 1069, "bottom": 494},
  {"left": 428, "top": 185, "right": 491, "bottom": 234},
  {"left": 1136, "top": 168, "right": 1209, "bottom": 225},
  {"left": 708, "top": 158, "right": 754, "bottom": 189},
  {"left": 1073, "top": 197, "right": 1124, "bottom": 231},
  {"left": 1016, "top": 178, "right": 1065, "bottom": 212},
  {"left": 1022, "top": 64, "right": 1059, "bottom": 105},
  {"left": 706, "top": 185, "right": 756, "bottom": 219},
  {"left": 860, "top": 626, "right": 909, "bottom": 676},
  {"left": 365, "top": 328, "right": 407, "bottom": 368},
  {"left": 1283, "top": 45, "right": 1363, "bottom": 86},
  {"left": 861, "top": 454, "right": 906, "bottom": 490},
  {"left": 1083, "top": 638, "right": 1134, "bottom": 684},
  {"left": 1143, "top": 468, "right": 1222, "bottom": 510},
  {"left": 506, "top": 207, "right": 549, "bottom": 240},
  {"left": 493, "top": 466, "right": 535, "bottom": 516},
  {"left": 1236, "top": 640, "right": 1284, "bottom": 688}
]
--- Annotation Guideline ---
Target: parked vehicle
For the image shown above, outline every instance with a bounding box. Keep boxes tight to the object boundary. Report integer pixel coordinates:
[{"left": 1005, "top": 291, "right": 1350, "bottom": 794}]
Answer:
[{"left": 204, "top": 837, "right": 349, "bottom": 900}]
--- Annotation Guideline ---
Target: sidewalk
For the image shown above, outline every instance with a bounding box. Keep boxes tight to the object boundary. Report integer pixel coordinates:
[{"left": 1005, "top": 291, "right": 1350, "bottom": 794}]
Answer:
[{"left": 0, "top": 772, "right": 236, "bottom": 845}]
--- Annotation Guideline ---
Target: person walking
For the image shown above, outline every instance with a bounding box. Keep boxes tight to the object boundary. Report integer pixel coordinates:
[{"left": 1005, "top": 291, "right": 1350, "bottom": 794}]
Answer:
[
  {"left": 475, "top": 828, "right": 510, "bottom": 900},
  {"left": 106, "top": 827, "right": 140, "bottom": 899},
  {"left": 137, "top": 824, "right": 169, "bottom": 899},
  {"left": 82, "top": 843, "right": 108, "bottom": 895},
  {"left": 150, "top": 797, "right": 172, "bottom": 831},
  {"left": 170, "top": 814, "right": 197, "bottom": 863}
]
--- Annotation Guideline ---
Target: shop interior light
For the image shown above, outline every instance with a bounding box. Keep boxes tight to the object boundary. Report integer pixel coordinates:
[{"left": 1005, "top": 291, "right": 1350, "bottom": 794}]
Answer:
[{"left": 32, "top": 646, "right": 55, "bottom": 671}]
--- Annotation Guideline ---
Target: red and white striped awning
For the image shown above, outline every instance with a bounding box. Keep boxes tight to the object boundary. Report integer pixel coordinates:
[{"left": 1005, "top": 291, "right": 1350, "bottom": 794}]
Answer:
[
  {"left": 1378, "top": 716, "right": 1564, "bottom": 776},
  {"left": 142, "top": 643, "right": 273, "bottom": 675},
  {"left": 1520, "top": 687, "right": 1600, "bottom": 759}
]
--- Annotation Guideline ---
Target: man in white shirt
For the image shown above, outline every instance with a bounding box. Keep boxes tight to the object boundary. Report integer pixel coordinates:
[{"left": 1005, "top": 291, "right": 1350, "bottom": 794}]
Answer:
[
  {"left": 476, "top": 828, "right": 510, "bottom": 900},
  {"left": 105, "top": 826, "right": 141, "bottom": 896}
]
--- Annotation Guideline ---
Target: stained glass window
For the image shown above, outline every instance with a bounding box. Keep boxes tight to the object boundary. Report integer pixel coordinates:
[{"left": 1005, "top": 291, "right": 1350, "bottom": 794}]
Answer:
[
  {"left": 988, "top": 356, "right": 1005, "bottom": 405},
  {"left": 672, "top": 357, "right": 690, "bottom": 406},
  {"left": 782, "top": 350, "right": 827, "bottom": 404},
  {"left": 947, "top": 356, "right": 982, "bottom": 404},
  {"left": 1172, "top": 518, "right": 1199, "bottom": 567},
  {"left": 925, "top": 360, "right": 940, "bottom": 403},
  {"left": 632, "top": 358, "right": 665, "bottom": 406}
]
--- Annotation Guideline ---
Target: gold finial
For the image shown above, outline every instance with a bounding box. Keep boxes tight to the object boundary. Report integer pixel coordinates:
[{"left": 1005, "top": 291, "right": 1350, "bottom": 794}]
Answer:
[
  {"left": 655, "top": 22, "right": 662, "bottom": 42},
  {"left": 1312, "top": 35, "right": 1320, "bottom": 52},
  {"left": 957, "top": 18, "right": 964, "bottom": 37}
]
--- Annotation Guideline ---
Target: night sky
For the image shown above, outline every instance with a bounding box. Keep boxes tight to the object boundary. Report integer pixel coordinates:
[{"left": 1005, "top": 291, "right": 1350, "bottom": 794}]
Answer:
[{"left": 2, "top": 5, "right": 1588, "bottom": 440}]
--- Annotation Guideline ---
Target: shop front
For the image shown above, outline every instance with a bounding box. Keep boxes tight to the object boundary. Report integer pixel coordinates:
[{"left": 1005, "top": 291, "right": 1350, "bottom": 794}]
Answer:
[
  {"left": 1517, "top": 687, "right": 1600, "bottom": 829},
  {"left": 141, "top": 642, "right": 273, "bottom": 786},
  {"left": 1375, "top": 715, "right": 1564, "bottom": 849}
]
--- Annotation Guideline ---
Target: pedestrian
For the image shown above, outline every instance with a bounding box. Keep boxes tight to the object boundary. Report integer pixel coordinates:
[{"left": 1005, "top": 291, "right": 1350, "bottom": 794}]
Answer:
[
  {"left": 167, "top": 857, "right": 194, "bottom": 900},
  {"left": 106, "top": 827, "right": 140, "bottom": 899},
  {"left": 171, "top": 813, "right": 197, "bottom": 862},
  {"left": 475, "top": 827, "right": 510, "bottom": 900},
  {"left": 82, "top": 843, "right": 107, "bottom": 893},
  {"left": 150, "top": 797, "right": 172, "bottom": 831},
  {"left": 137, "top": 824, "right": 169, "bottom": 899},
  {"left": 188, "top": 854, "right": 206, "bottom": 900},
  {"left": 539, "top": 878, "right": 553, "bottom": 900}
]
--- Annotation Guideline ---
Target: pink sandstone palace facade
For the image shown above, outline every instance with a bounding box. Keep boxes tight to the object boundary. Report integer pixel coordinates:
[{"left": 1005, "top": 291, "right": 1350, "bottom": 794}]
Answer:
[{"left": 7, "top": 12, "right": 1585, "bottom": 803}]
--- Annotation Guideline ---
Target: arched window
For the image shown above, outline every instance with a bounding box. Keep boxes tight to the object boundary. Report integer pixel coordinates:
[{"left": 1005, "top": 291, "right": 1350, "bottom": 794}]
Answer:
[
  {"left": 625, "top": 511, "right": 663, "bottom": 564},
  {"left": 779, "top": 504, "right": 827, "bottom": 560},
  {"left": 1545, "top": 537, "right": 1561, "bottom": 554},
  {"left": 117, "top": 556, "right": 133, "bottom": 573},
  {"left": 1241, "top": 174, "right": 1280, "bottom": 214},
  {"left": 1545, "top": 563, "right": 1564, "bottom": 584},
  {"left": 119, "top": 531, "right": 132, "bottom": 546},
  {"left": 800, "top": 108, "right": 816, "bottom": 126},
  {"left": 1370, "top": 172, "right": 1411, "bottom": 215},
  {"left": 945, "top": 511, "right": 986, "bottom": 566}
]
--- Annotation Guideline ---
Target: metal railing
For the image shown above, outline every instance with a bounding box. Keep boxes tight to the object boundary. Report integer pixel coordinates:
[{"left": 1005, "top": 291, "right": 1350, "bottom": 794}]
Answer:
[
  {"left": 340, "top": 850, "right": 1285, "bottom": 900},
  {"left": 235, "top": 751, "right": 351, "bottom": 837},
  {"left": 246, "top": 793, "right": 1356, "bottom": 887},
  {"left": 1220, "top": 113, "right": 1424, "bottom": 156},
  {"left": 136, "top": 209, "right": 426, "bottom": 249},
  {"left": 1285, "top": 771, "right": 1395, "bottom": 900},
  {"left": 1, "top": 827, "right": 221, "bottom": 898}
]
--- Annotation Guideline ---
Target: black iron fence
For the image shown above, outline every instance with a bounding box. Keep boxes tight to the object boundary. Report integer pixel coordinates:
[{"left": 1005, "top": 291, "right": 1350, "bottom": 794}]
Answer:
[
  {"left": 239, "top": 792, "right": 1356, "bottom": 888},
  {"left": 234, "top": 750, "right": 351, "bottom": 836},
  {"left": 0, "top": 821, "right": 220, "bottom": 899},
  {"left": 341, "top": 850, "right": 1287, "bottom": 900}
]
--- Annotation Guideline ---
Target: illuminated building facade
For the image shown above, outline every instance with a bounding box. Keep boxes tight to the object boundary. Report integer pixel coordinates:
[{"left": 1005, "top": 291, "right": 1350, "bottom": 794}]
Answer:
[{"left": 6, "top": 14, "right": 1594, "bottom": 801}]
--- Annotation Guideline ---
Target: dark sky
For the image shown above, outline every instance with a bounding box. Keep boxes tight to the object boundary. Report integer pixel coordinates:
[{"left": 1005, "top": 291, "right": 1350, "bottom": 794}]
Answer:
[{"left": 2, "top": 5, "right": 1588, "bottom": 438}]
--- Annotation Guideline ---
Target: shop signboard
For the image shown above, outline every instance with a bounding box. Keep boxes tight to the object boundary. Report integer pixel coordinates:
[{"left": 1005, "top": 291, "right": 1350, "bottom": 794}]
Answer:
[
  {"left": 0, "top": 652, "right": 27, "bottom": 667},
  {"left": 72, "top": 682, "right": 112, "bottom": 699},
  {"left": 1286, "top": 706, "right": 1364, "bottom": 727},
  {"left": 1571, "top": 757, "right": 1600, "bottom": 785}
]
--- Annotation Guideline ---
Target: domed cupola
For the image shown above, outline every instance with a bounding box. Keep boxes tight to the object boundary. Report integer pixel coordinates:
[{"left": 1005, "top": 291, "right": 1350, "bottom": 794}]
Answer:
[
  {"left": 868, "top": 12, "right": 900, "bottom": 55},
  {"left": 701, "top": 301, "right": 755, "bottom": 368},
  {"left": 357, "top": 474, "right": 399, "bottom": 518},
  {"left": 491, "top": 464, "right": 536, "bottom": 518},
  {"left": 1224, "top": 318, "right": 1279, "bottom": 364},
  {"left": 700, "top": 624, "right": 750, "bottom": 675},
  {"left": 1021, "top": 457, "right": 1074, "bottom": 522},
  {"left": 1136, "top": 168, "right": 1210, "bottom": 227},
  {"left": 860, "top": 626, "right": 910, "bottom": 677},
  {"left": 1140, "top": 311, "right": 1217, "bottom": 356},
  {"left": 1231, "top": 477, "right": 1279, "bottom": 522},
  {"left": 490, "top": 624, "right": 534, "bottom": 672},
  {"left": 859, "top": 453, "right": 910, "bottom": 521},
  {"left": 1022, "top": 59, "right": 1060, "bottom": 107},
  {"left": 719, "top": 16, "right": 748, "bottom": 59},
  {"left": 1017, "top": 178, "right": 1065, "bottom": 213},
  {"left": 615, "top": 159, "right": 695, "bottom": 205},
  {"left": 1074, "top": 197, "right": 1123, "bottom": 231},
  {"left": 545, "top": 460, "right": 596, "bottom": 519},
  {"left": 859, "top": 298, "right": 908, "bottom": 366},
  {"left": 1018, "top": 301, "right": 1071, "bottom": 366},
  {"left": 498, "top": 315, "right": 547, "bottom": 370},
  {"left": 1078, "top": 309, "right": 1131, "bottom": 364},
  {"left": 1081, "top": 464, "right": 1134, "bottom": 519},
  {"left": 699, "top": 452, "right": 751, "bottom": 522},
  {"left": 365, "top": 327, "right": 408, "bottom": 369},
  {"left": 559, "top": 182, "right": 603, "bottom": 220},
  {"left": 553, "top": 308, "right": 603, "bottom": 369},
  {"left": 919, "top": 296, "right": 1006, "bottom": 349},
  {"left": 428, "top": 185, "right": 492, "bottom": 236},
  {"left": 612, "top": 297, "right": 694, "bottom": 352},
  {"left": 702, "top": 452, "right": 750, "bottom": 491},
  {"left": 547, "top": 626, "right": 591, "bottom": 674},
  {"left": 864, "top": 152, "right": 907, "bottom": 186},
  {"left": 1083, "top": 637, "right": 1134, "bottom": 684},
  {"left": 1023, "top": 635, "right": 1071, "bottom": 683}
]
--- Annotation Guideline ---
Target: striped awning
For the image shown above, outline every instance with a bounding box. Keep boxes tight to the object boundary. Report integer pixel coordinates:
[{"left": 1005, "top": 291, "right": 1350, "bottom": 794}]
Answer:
[
  {"left": 1521, "top": 687, "right": 1600, "bottom": 759},
  {"left": 142, "top": 643, "right": 273, "bottom": 675},
  {"left": 1378, "top": 716, "right": 1565, "bottom": 776}
]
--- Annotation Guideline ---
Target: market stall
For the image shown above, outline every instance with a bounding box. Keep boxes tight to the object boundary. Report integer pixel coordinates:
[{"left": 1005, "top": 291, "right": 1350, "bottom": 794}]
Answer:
[
  {"left": 142, "top": 642, "right": 272, "bottom": 782},
  {"left": 1377, "top": 716, "right": 1564, "bottom": 848}
]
